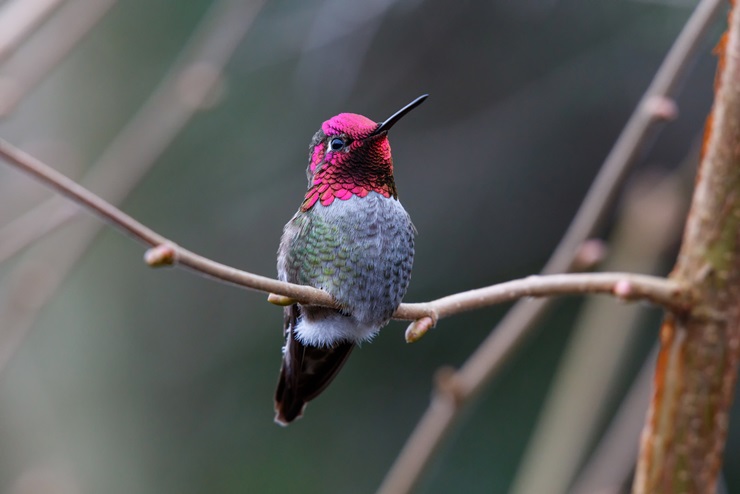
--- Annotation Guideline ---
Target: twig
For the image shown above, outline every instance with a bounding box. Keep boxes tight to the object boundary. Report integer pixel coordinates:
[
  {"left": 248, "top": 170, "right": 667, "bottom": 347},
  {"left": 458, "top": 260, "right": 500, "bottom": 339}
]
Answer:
[
  {"left": 0, "top": 0, "right": 65, "bottom": 63},
  {"left": 542, "top": 0, "right": 720, "bottom": 275},
  {"left": 571, "top": 347, "right": 658, "bottom": 494},
  {"left": 397, "top": 273, "right": 688, "bottom": 321},
  {"left": 634, "top": 1, "right": 740, "bottom": 491},
  {"left": 0, "top": 138, "right": 691, "bottom": 321},
  {"left": 0, "top": 0, "right": 266, "bottom": 375},
  {"left": 510, "top": 167, "right": 691, "bottom": 494},
  {"left": 0, "top": 0, "right": 116, "bottom": 117},
  {"left": 377, "top": 1, "right": 725, "bottom": 493},
  {"left": 0, "top": 0, "right": 265, "bottom": 264},
  {"left": 0, "top": 200, "right": 75, "bottom": 264}
]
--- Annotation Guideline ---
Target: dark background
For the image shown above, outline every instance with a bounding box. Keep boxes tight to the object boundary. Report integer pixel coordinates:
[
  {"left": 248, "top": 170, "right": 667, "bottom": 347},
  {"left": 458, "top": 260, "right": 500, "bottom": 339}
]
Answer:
[{"left": 0, "top": 1, "right": 730, "bottom": 493}]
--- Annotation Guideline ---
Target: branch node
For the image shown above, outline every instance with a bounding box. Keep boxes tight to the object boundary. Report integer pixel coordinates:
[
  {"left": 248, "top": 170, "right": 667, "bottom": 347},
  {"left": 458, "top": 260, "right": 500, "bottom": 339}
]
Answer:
[
  {"left": 643, "top": 95, "right": 679, "bottom": 121},
  {"left": 434, "top": 366, "right": 466, "bottom": 406},
  {"left": 428, "top": 307, "right": 439, "bottom": 327},
  {"left": 405, "top": 316, "right": 435, "bottom": 343},
  {"left": 572, "top": 238, "right": 608, "bottom": 271},
  {"left": 144, "top": 243, "right": 178, "bottom": 267},
  {"left": 613, "top": 279, "right": 634, "bottom": 301},
  {"left": 267, "top": 293, "right": 296, "bottom": 306}
]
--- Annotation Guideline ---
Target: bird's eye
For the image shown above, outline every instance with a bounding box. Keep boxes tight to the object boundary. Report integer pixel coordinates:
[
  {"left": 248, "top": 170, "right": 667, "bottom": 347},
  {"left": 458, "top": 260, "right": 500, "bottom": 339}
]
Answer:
[{"left": 329, "top": 137, "right": 346, "bottom": 151}]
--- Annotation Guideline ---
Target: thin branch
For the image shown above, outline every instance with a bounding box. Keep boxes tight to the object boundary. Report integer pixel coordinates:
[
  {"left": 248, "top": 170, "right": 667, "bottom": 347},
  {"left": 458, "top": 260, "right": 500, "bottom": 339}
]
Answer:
[
  {"left": 0, "top": 201, "right": 75, "bottom": 264},
  {"left": 398, "top": 273, "right": 689, "bottom": 321},
  {"left": 377, "top": 0, "right": 725, "bottom": 492},
  {"left": 571, "top": 347, "right": 658, "bottom": 494},
  {"left": 542, "top": 0, "right": 720, "bottom": 275},
  {"left": 0, "top": 0, "right": 116, "bottom": 116},
  {"left": 0, "top": 141, "right": 692, "bottom": 326},
  {"left": 0, "top": 138, "right": 691, "bottom": 322},
  {"left": 0, "top": 0, "right": 65, "bottom": 63},
  {"left": 0, "top": 0, "right": 265, "bottom": 264},
  {"left": 0, "top": 0, "right": 267, "bottom": 375},
  {"left": 510, "top": 166, "right": 692, "bottom": 494},
  {"left": 634, "top": 0, "right": 740, "bottom": 491}
]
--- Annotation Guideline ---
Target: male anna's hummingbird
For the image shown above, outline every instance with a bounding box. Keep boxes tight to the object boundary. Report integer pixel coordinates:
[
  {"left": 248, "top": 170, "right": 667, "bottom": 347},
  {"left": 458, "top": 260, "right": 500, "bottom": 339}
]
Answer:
[{"left": 274, "top": 94, "right": 427, "bottom": 425}]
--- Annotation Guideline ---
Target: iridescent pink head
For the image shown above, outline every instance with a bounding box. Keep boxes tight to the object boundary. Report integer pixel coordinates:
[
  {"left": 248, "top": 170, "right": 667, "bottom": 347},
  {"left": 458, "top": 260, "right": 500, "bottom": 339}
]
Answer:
[{"left": 301, "top": 95, "right": 428, "bottom": 211}]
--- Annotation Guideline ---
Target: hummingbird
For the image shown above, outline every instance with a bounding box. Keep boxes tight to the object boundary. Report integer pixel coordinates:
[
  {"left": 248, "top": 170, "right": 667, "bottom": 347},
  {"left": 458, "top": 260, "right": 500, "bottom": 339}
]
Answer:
[{"left": 274, "top": 94, "right": 427, "bottom": 425}]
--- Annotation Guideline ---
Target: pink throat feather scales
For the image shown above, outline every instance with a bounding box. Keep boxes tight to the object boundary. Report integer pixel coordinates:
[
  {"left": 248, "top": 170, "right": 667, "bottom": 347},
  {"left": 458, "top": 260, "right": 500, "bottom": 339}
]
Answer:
[{"left": 301, "top": 113, "right": 396, "bottom": 211}]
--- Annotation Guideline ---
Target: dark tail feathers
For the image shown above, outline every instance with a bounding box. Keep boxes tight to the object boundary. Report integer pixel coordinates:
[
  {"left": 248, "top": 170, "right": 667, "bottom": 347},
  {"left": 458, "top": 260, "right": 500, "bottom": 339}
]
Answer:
[{"left": 274, "top": 305, "right": 354, "bottom": 425}]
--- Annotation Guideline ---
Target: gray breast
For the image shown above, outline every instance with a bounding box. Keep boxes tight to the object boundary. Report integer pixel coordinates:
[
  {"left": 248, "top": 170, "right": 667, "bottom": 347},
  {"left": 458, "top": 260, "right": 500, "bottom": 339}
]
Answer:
[{"left": 279, "top": 192, "right": 415, "bottom": 328}]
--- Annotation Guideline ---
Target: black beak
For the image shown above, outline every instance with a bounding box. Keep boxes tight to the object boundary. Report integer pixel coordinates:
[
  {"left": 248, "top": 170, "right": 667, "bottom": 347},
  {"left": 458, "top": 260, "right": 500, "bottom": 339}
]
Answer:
[{"left": 372, "top": 94, "right": 428, "bottom": 136}]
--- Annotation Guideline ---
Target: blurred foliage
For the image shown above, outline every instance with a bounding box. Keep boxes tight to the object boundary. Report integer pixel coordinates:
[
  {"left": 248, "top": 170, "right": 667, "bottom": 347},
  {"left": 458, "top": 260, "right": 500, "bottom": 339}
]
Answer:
[{"left": 0, "top": 0, "right": 729, "bottom": 493}]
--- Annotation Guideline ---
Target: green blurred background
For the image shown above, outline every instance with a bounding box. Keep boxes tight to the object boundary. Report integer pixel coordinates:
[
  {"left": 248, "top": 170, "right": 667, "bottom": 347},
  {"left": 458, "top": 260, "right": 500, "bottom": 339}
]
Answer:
[{"left": 0, "top": 1, "right": 732, "bottom": 493}]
